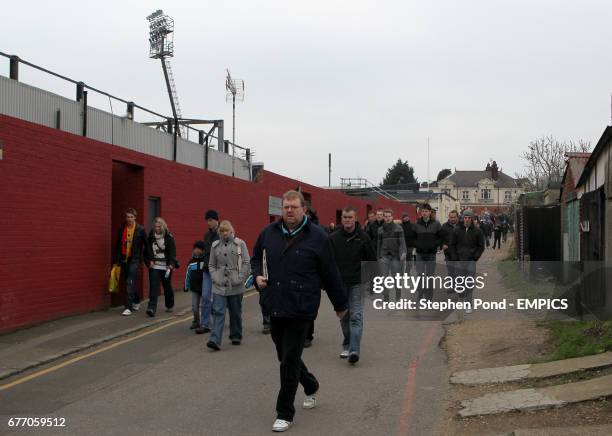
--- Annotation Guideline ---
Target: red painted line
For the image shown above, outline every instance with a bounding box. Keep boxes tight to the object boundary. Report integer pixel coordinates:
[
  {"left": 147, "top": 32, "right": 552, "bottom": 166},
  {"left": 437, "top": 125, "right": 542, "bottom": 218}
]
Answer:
[{"left": 397, "top": 322, "right": 439, "bottom": 436}]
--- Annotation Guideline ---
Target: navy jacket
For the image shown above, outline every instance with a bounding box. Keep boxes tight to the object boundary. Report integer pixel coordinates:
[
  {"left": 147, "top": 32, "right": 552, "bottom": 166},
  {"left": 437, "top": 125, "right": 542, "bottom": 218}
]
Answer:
[{"left": 251, "top": 217, "right": 348, "bottom": 320}]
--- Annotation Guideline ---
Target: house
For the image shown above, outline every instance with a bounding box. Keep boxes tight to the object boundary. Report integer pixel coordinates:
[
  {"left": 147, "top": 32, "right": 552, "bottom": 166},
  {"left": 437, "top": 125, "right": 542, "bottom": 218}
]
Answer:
[{"left": 432, "top": 161, "right": 525, "bottom": 215}]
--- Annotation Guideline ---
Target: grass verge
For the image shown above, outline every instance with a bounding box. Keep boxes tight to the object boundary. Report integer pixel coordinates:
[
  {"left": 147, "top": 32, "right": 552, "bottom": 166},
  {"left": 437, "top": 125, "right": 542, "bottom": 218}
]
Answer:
[{"left": 545, "top": 320, "right": 612, "bottom": 360}]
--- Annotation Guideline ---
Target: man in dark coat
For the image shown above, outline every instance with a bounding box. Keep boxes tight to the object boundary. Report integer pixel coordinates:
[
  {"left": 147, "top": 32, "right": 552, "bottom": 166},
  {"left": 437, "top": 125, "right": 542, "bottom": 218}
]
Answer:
[
  {"left": 113, "top": 208, "right": 147, "bottom": 316},
  {"left": 448, "top": 209, "right": 485, "bottom": 312},
  {"left": 401, "top": 212, "right": 416, "bottom": 270},
  {"left": 196, "top": 209, "right": 220, "bottom": 333},
  {"left": 330, "top": 206, "right": 376, "bottom": 364},
  {"left": 413, "top": 203, "right": 443, "bottom": 301},
  {"left": 366, "top": 209, "right": 384, "bottom": 248},
  {"left": 251, "top": 190, "right": 347, "bottom": 432},
  {"left": 441, "top": 210, "right": 460, "bottom": 292}
]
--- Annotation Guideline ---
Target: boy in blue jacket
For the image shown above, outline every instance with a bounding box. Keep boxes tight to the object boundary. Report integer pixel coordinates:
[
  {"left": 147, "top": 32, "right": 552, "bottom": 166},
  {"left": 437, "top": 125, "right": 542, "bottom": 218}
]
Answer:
[{"left": 184, "top": 240, "right": 206, "bottom": 331}]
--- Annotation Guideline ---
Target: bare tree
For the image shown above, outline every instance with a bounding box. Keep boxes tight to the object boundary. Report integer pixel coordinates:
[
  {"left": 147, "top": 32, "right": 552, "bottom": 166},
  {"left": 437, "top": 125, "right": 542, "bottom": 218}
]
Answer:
[{"left": 518, "top": 135, "right": 590, "bottom": 190}]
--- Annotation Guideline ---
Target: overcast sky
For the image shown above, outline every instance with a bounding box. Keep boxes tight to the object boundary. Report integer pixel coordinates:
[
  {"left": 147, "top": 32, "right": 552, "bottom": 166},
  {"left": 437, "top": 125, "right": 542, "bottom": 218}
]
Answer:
[{"left": 4, "top": 0, "right": 612, "bottom": 186}]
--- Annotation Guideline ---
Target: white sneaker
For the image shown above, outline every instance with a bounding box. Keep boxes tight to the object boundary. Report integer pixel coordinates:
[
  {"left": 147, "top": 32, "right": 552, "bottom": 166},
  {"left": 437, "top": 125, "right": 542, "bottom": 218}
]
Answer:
[
  {"left": 132, "top": 303, "right": 140, "bottom": 311},
  {"left": 121, "top": 309, "right": 132, "bottom": 316},
  {"left": 272, "top": 419, "right": 292, "bottom": 432},
  {"left": 303, "top": 395, "right": 316, "bottom": 409},
  {"left": 339, "top": 350, "right": 349, "bottom": 359}
]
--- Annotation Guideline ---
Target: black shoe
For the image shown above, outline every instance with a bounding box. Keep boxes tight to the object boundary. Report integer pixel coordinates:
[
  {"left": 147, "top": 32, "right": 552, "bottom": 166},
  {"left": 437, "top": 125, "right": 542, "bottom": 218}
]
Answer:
[
  {"left": 195, "top": 327, "right": 211, "bottom": 334},
  {"left": 146, "top": 308, "right": 155, "bottom": 317},
  {"left": 231, "top": 340, "right": 241, "bottom": 346},
  {"left": 206, "top": 340, "right": 220, "bottom": 351},
  {"left": 262, "top": 326, "right": 270, "bottom": 335},
  {"left": 348, "top": 353, "right": 359, "bottom": 364},
  {"left": 303, "top": 339, "right": 313, "bottom": 348},
  {"left": 190, "top": 321, "right": 198, "bottom": 330}
]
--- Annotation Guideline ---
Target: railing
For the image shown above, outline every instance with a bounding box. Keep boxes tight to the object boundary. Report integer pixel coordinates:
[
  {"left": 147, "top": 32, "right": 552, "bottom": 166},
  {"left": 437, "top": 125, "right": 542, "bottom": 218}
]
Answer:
[
  {"left": 338, "top": 177, "right": 399, "bottom": 201},
  {"left": 0, "top": 51, "right": 252, "bottom": 180}
]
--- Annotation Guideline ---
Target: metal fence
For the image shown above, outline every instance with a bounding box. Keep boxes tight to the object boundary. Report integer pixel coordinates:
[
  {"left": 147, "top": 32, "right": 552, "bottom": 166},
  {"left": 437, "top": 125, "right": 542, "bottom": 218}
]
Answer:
[{"left": 0, "top": 53, "right": 251, "bottom": 180}]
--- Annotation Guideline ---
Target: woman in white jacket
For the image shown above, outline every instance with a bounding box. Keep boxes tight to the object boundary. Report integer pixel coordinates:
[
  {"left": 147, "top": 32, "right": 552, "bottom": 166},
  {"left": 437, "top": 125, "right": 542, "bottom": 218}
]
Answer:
[{"left": 206, "top": 220, "right": 250, "bottom": 351}]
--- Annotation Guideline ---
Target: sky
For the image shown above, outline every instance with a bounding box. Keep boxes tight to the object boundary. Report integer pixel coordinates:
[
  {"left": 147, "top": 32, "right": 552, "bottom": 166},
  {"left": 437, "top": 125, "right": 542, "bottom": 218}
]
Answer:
[{"left": 3, "top": 0, "right": 612, "bottom": 186}]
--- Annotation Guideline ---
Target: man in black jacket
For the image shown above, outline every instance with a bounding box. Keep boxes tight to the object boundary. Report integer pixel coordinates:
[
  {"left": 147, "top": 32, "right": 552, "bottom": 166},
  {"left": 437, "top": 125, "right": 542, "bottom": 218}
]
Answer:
[
  {"left": 441, "top": 210, "right": 460, "bottom": 292},
  {"left": 401, "top": 212, "right": 416, "bottom": 271},
  {"left": 196, "top": 209, "right": 219, "bottom": 334},
  {"left": 330, "top": 206, "right": 376, "bottom": 365},
  {"left": 448, "top": 209, "right": 485, "bottom": 312},
  {"left": 413, "top": 203, "right": 443, "bottom": 301},
  {"left": 113, "top": 208, "right": 147, "bottom": 316},
  {"left": 366, "top": 209, "right": 384, "bottom": 248},
  {"left": 251, "top": 190, "right": 347, "bottom": 433}
]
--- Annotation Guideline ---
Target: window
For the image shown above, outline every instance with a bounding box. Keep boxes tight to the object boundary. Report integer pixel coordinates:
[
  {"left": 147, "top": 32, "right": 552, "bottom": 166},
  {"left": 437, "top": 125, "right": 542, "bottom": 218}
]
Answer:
[
  {"left": 481, "top": 189, "right": 491, "bottom": 200},
  {"left": 462, "top": 190, "right": 470, "bottom": 200},
  {"left": 504, "top": 191, "right": 512, "bottom": 201},
  {"left": 442, "top": 188, "right": 451, "bottom": 196}
]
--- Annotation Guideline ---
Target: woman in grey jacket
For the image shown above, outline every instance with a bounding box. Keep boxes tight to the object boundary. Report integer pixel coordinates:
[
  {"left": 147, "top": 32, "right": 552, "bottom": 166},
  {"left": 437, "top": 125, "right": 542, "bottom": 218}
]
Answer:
[{"left": 207, "top": 220, "right": 251, "bottom": 351}]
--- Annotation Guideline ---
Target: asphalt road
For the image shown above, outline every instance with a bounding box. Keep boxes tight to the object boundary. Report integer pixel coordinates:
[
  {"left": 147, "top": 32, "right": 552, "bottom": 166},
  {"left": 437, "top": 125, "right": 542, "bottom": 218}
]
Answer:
[{"left": 0, "top": 291, "right": 448, "bottom": 436}]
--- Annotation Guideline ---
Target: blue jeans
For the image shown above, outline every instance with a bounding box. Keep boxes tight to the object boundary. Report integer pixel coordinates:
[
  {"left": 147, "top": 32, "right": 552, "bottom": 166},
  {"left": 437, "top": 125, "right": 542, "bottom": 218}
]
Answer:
[
  {"left": 122, "top": 260, "right": 140, "bottom": 310},
  {"left": 416, "top": 253, "right": 437, "bottom": 301},
  {"left": 340, "top": 284, "right": 363, "bottom": 355},
  {"left": 201, "top": 272, "right": 212, "bottom": 328},
  {"left": 210, "top": 293, "right": 243, "bottom": 345}
]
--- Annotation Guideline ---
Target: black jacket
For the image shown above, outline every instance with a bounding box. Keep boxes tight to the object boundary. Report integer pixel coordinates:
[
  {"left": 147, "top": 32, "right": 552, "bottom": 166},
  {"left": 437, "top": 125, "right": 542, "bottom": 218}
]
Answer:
[
  {"left": 251, "top": 217, "right": 347, "bottom": 320},
  {"left": 329, "top": 223, "right": 376, "bottom": 286},
  {"left": 366, "top": 220, "right": 384, "bottom": 245},
  {"left": 113, "top": 223, "right": 147, "bottom": 264},
  {"left": 413, "top": 218, "right": 443, "bottom": 254},
  {"left": 448, "top": 223, "right": 485, "bottom": 261},
  {"left": 441, "top": 221, "right": 459, "bottom": 260},
  {"left": 144, "top": 231, "right": 178, "bottom": 268},
  {"left": 401, "top": 220, "right": 417, "bottom": 248},
  {"left": 202, "top": 228, "right": 219, "bottom": 272}
]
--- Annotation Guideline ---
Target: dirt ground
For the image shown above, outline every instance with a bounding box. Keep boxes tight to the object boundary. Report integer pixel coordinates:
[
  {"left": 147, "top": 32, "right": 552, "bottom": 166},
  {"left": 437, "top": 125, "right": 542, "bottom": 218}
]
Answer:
[{"left": 436, "top": 237, "right": 612, "bottom": 435}]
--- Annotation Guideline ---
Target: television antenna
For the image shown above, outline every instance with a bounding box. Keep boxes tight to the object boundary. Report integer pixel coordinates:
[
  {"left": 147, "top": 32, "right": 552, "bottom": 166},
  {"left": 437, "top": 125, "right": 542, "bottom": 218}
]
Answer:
[{"left": 226, "top": 69, "right": 244, "bottom": 177}]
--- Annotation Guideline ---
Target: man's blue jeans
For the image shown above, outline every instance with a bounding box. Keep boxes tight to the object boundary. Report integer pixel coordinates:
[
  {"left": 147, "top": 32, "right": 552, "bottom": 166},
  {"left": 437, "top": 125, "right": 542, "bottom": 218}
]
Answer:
[
  {"left": 340, "top": 284, "right": 363, "bottom": 355},
  {"left": 210, "top": 293, "right": 243, "bottom": 346},
  {"left": 122, "top": 260, "right": 140, "bottom": 310},
  {"left": 201, "top": 272, "right": 212, "bottom": 328}
]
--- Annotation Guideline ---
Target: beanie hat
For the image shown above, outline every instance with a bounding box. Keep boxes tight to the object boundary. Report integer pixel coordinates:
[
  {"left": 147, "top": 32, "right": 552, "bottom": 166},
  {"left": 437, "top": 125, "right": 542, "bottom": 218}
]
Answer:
[
  {"left": 205, "top": 210, "right": 219, "bottom": 221},
  {"left": 193, "top": 240, "right": 205, "bottom": 250}
]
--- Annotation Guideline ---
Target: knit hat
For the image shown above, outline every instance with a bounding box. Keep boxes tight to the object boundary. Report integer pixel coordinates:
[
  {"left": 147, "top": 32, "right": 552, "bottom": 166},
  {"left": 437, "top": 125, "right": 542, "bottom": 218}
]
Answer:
[
  {"left": 463, "top": 209, "right": 474, "bottom": 217},
  {"left": 205, "top": 210, "right": 219, "bottom": 221},
  {"left": 193, "top": 240, "right": 205, "bottom": 250}
]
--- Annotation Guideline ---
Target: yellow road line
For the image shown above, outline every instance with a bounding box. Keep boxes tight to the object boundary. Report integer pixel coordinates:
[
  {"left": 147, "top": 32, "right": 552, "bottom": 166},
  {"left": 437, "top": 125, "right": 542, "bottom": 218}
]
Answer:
[{"left": 0, "top": 291, "right": 257, "bottom": 391}]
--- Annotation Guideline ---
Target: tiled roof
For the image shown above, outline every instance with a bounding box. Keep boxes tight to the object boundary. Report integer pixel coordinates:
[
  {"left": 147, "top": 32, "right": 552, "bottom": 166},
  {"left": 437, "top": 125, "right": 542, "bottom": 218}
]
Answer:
[{"left": 441, "top": 170, "right": 520, "bottom": 188}]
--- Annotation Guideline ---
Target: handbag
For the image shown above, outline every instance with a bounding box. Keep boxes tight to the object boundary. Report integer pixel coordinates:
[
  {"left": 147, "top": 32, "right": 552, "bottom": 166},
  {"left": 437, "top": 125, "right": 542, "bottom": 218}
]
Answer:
[{"left": 108, "top": 264, "right": 122, "bottom": 293}]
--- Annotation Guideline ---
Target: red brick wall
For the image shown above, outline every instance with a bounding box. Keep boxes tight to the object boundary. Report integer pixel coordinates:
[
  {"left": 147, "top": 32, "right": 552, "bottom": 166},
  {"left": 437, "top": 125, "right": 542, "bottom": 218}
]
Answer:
[{"left": 0, "top": 114, "right": 415, "bottom": 333}]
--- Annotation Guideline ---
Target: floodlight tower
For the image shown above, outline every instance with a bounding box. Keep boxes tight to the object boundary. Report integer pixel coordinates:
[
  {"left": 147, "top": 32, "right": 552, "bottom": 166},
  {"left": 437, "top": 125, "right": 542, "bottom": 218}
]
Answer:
[
  {"left": 147, "top": 10, "right": 185, "bottom": 137},
  {"left": 226, "top": 69, "right": 244, "bottom": 177}
]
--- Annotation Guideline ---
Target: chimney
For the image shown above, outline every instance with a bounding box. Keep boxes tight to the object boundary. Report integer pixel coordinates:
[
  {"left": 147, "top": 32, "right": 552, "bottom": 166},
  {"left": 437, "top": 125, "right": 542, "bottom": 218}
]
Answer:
[{"left": 491, "top": 161, "right": 499, "bottom": 180}]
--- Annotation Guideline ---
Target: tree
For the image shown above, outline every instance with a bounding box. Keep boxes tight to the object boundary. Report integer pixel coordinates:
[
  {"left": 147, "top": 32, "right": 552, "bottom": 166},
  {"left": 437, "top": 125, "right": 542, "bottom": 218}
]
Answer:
[
  {"left": 381, "top": 158, "right": 417, "bottom": 186},
  {"left": 436, "top": 168, "right": 452, "bottom": 181},
  {"left": 518, "top": 135, "right": 591, "bottom": 190}
]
